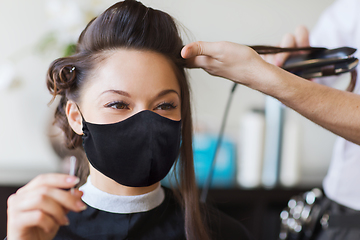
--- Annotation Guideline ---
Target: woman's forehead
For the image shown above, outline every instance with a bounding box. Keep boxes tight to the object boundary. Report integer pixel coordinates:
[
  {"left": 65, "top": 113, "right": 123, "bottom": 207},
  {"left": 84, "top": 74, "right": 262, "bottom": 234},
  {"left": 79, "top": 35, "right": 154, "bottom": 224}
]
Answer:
[{"left": 85, "top": 49, "right": 181, "bottom": 98}]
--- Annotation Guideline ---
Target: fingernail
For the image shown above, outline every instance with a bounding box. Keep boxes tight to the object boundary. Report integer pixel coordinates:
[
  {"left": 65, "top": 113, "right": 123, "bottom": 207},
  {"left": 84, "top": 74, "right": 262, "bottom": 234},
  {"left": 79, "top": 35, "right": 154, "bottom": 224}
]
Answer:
[
  {"left": 77, "top": 201, "right": 87, "bottom": 210},
  {"left": 66, "top": 176, "right": 80, "bottom": 184},
  {"left": 74, "top": 190, "right": 83, "bottom": 197},
  {"left": 64, "top": 216, "right": 70, "bottom": 226},
  {"left": 188, "top": 47, "right": 193, "bottom": 57}
]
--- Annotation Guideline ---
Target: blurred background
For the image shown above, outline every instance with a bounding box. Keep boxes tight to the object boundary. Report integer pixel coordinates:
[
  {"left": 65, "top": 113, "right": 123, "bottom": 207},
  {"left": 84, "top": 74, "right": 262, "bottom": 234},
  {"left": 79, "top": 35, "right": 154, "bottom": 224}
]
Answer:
[{"left": 1, "top": 0, "right": 342, "bottom": 239}]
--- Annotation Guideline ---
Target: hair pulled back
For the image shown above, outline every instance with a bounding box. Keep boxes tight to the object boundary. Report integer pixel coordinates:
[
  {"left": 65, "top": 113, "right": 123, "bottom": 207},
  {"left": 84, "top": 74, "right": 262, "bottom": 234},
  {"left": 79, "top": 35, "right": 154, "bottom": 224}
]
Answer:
[
  {"left": 46, "top": 1, "right": 210, "bottom": 239},
  {"left": 47, "top": 0, "right": 184, "bottom": 149}
]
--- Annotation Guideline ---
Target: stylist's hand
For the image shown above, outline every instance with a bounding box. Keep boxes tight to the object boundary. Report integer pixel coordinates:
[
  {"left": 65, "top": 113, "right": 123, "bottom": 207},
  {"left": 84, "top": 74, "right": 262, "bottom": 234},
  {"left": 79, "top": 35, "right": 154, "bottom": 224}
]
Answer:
[
  {"left": 7, "top": 174, "right": 86, "bottom": 240},
  {"left": 181, "top": 42, "right": 281, "bottom": 94},
  {"left": 181, "top": 41, "right": 276, "bottom": 90},
  {"left": 263, "top": 25, "right": 310, "bottom": 67}
]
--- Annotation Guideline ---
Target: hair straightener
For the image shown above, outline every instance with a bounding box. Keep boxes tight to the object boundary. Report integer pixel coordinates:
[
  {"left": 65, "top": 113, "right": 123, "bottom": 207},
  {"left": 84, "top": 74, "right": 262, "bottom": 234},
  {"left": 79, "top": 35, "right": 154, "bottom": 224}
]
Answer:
[
  {"left": 252, "top": 45, "right": 358, "bottom": 91},
  {"left": 251, "top": 46, "right": 358, "bottom": 77}
]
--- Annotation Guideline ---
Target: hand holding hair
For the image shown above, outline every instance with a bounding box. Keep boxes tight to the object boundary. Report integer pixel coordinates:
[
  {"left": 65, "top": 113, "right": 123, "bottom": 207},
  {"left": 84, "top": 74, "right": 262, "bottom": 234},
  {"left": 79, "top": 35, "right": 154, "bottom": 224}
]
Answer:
[
  {"left": 181, "top": 25, "right": 310, "bottom": 83},
  {"left": 181, "top": 40, "right": 360, "bottom": 145},
  {"left": 181, "top": 41, "right": 273, "bottom": 89},
  {"left": 6, "top": 174, "right": 86, "bottom": 240}
]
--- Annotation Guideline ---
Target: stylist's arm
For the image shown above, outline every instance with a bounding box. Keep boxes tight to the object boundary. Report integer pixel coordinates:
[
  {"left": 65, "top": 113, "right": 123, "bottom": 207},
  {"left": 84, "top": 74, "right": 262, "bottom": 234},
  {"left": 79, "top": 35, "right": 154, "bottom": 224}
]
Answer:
[
  {"left": 7, "top": 174, "right": 86, "bottom": 240},
  {"left": 181, "top": 41, "right": 360, "bottom": 145}
]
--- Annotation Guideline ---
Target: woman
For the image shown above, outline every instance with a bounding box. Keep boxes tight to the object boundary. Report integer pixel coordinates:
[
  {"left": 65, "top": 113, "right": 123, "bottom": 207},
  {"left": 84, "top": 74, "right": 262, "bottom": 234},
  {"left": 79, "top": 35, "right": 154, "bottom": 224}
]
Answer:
[{"left": 6, "top": 1, "right": 252, "bottom": 239}]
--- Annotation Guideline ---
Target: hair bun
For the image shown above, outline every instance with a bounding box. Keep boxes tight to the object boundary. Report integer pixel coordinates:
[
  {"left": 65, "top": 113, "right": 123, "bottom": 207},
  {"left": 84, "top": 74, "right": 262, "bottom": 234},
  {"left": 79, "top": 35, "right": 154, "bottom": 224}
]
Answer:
[{"left": 47, "top": 58, "right": 78, "bottom": 99}]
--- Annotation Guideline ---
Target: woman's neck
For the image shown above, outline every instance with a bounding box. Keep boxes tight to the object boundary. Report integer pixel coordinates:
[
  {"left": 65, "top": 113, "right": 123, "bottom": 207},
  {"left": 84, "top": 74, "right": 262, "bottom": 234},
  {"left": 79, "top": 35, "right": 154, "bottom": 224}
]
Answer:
[{"left": 89, "top": 164, "right": 160, "bottom": 196}]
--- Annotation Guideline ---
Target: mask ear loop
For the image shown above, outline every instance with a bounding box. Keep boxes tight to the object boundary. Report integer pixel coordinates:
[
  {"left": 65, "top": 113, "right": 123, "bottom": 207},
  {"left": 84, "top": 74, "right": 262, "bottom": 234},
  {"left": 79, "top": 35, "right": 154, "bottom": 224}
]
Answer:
[{"left": 74, "top": 103, "right": 86, "bottom": 123}]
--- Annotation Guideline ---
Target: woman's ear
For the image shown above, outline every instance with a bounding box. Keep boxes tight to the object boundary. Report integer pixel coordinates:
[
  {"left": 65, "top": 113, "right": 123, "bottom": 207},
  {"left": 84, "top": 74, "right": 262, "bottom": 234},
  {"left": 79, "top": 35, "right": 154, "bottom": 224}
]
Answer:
[{"left": 66, "top": 101, "right": 83, "bottom": 135}]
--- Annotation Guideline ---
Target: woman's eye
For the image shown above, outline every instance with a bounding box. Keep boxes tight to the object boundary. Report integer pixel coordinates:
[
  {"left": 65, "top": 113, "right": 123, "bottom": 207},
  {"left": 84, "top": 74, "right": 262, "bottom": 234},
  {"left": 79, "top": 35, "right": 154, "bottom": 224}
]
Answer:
[
  {"left": 105, "top": 101, "right": 130, "bottom": 109},
  {"left": 155, "top": 102, "right": 177, "bottom": 110}
]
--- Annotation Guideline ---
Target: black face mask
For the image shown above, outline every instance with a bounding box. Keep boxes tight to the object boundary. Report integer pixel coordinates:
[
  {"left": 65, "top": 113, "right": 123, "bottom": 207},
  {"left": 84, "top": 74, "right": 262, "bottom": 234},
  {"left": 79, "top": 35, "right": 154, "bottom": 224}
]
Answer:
[{"left": 81, "top": 110, "right": 182, "bottom": 187}]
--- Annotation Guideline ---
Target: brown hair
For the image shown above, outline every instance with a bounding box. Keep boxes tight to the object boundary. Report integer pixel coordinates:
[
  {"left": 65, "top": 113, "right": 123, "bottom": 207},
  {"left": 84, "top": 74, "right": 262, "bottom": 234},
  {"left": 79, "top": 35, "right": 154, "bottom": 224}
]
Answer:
[{"left": 46, "top": 1, "right": 209, "bottom": 239}]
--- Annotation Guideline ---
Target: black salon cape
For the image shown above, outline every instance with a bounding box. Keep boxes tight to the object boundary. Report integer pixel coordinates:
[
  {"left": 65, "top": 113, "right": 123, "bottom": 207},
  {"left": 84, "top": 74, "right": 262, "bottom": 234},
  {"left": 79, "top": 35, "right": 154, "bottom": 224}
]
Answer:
[{"left": 54, "top": 187, "right": 253, "bottom": 240}]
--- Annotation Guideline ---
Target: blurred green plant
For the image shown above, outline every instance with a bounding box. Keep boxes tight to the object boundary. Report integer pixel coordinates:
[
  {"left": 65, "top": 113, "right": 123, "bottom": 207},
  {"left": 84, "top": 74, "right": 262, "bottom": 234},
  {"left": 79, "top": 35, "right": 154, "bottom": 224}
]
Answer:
[
  {"left": 38, "top": 0, "right": 112, "bottom": 58},
  {"left": 64, "top": 44, "right": 77, "bottom": 57},
  {"left": 36, "top": 32, "right": 77, "bottom": 57}
]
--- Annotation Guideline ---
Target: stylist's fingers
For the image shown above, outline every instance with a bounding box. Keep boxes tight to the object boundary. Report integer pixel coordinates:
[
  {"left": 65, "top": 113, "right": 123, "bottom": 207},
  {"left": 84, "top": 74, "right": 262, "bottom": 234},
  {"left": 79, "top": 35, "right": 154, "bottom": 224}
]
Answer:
[
  {"left": 16, "top": 174, "right": 85, "bottom": 213},
  {"left": 182, "top": 41, "right": 265, "bottom": 85},
  {"left": 275, "top": 33, "right": 297, "bottom": 67},
  {"left": 15, "top": 210, "right": 59, "bottom": 234},
  {"left": 15, "top": 187, "right": 85, "bottom": 213},
  {"left": 186, "top": 55, "right": 221, "bottom": 74},
  {"left": 294, "top": 25, "right": 310, "bottom": 48},
  {"left": 181, "top": 41, "right": 223, "bottom": 60},
  {"left": 9, "top": 192, "right": 69, "bottom": 226},
  {"left": 17, "top": 173, "right": 79, "bottom": 194}
]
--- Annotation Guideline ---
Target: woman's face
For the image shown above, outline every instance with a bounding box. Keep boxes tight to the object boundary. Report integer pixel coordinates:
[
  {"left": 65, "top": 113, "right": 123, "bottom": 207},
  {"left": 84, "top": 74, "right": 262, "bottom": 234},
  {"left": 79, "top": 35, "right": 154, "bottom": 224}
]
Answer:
[{"left": 66, "top": 49, "right": 181, "bottom": 134}]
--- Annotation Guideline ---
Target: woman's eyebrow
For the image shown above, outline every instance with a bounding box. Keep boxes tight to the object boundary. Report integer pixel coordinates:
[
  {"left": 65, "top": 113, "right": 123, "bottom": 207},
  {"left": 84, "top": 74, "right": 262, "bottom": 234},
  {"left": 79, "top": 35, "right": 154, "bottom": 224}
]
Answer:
[
  {"left": 100, "top": 90, "right": 131, "bottom": 97},
  {"left": 100, "top": 89, "right": 179, "bottom": 98},
  {"left": 157, "top": 89, "right": 180, "bottom": 98}
]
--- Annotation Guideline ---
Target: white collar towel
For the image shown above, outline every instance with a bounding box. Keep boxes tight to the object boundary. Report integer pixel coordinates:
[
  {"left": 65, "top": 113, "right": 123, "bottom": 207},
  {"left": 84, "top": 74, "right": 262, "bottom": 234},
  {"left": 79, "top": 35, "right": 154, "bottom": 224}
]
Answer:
[{"left": 79, "top": 177, "right": 165, "bottom": 214}]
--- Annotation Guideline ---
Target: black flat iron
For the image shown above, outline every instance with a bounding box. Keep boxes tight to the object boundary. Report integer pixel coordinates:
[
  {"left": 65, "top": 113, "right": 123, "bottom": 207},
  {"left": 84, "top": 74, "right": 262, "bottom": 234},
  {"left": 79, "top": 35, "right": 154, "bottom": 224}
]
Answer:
[{"left": 250, "top": 45, "right": 358, "bottom": 91}]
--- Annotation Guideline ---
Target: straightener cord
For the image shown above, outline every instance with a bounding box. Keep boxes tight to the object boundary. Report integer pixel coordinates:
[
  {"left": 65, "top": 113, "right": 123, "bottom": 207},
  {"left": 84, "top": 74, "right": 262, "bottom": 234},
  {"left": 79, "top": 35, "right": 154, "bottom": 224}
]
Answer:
[{"left": 200, "top": 82, "right": 238, "bottom": 203}]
